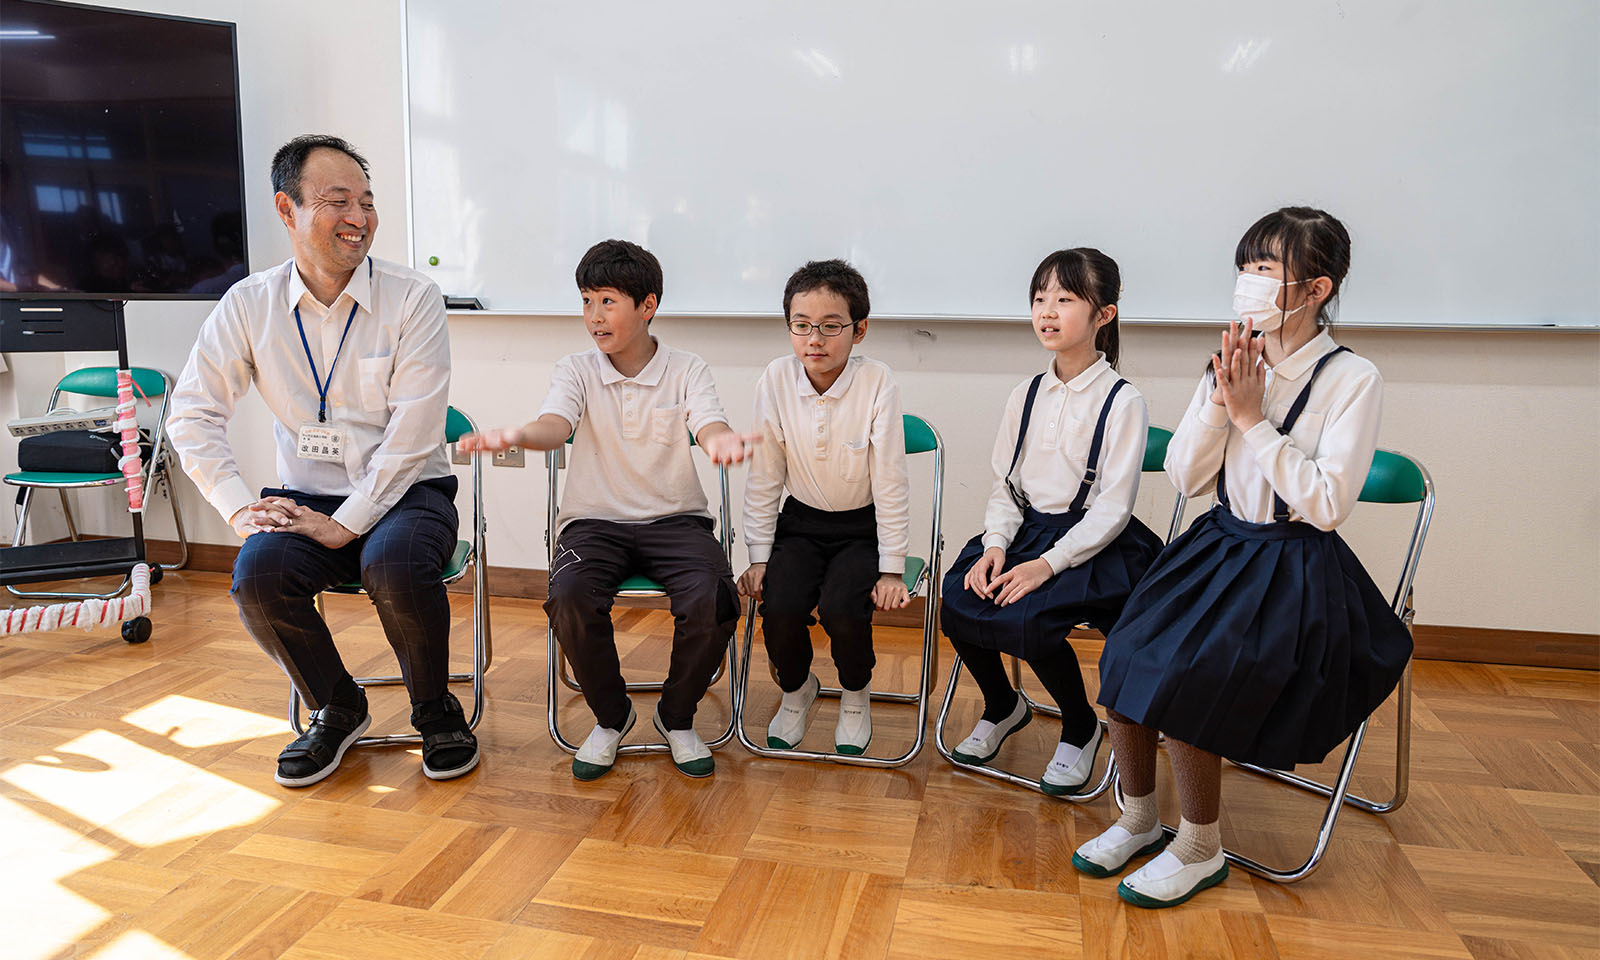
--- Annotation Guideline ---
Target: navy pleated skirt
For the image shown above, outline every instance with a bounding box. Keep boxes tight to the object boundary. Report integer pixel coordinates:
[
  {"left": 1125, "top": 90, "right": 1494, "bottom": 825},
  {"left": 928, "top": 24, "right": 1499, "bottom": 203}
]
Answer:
[
  {"left": 1097, "top": 505, "right": 1413, "bottom": 769},
  {"left": 941, "top": 507, "right": 1163, "bottom": 659}
]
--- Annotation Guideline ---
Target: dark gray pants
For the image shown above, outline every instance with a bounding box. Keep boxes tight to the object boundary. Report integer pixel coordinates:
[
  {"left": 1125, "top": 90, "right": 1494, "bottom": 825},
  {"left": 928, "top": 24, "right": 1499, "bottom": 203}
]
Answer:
[
  {"left": 230, "top": 477, "right": 458, "bottom": 710},
  {"left": 545, "top": 514, "right": 738, "bottom": 730}
]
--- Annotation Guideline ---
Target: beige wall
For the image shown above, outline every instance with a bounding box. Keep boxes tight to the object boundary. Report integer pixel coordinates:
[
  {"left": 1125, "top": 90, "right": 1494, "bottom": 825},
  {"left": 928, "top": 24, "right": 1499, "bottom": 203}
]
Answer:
[{"left": 2, "top": 2, "right": 1595, "bottom": 636}]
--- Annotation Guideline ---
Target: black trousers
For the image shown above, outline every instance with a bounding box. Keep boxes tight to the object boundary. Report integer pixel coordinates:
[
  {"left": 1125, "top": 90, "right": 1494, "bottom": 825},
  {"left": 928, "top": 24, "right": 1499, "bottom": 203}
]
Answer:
[
  {"left": 544, "top": 514, "right": 738, "bottom": 730},
  {"left": 760, "top": 498, "right": 879, "bottom": 693},
  {"left": 948, "top": 635, "right": 1099, "bottom": 746},
  {"left": 230, "top": 476, "right": 459, "bottom": 711}
]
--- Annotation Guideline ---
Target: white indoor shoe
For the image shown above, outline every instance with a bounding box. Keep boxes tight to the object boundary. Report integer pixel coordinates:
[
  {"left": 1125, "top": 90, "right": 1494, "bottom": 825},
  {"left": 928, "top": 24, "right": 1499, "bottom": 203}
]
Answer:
[
  {"left": 1070, "top": 822, "right": 1167, "bottom": 878},
  {"left": 1117, "top": 849, "right": 1229, "bottom": 908},
  {"left": 654, "top": 707, "right": 715, "bottom": 778},
  {"left": 766, "top": 673, "right": 820, "bottom": 749},
  {"left": 951, "top": 694, "right": 1031, "bottom": 765},
  {"left": 1039, "top": 723, "right": 1103, "bottom": 796},
  {"left": 572, "top": 703, "right": 636, "bottom": 781},
  {"left": 834, "top": 685, "right": 873, "bottom": 755}
]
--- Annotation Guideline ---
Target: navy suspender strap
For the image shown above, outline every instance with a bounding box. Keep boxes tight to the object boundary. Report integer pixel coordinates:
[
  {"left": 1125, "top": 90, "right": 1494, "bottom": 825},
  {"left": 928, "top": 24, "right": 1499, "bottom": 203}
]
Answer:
[
  {"left": 1217, "top": 345, "right": 1352, "bottom": 521},
  {"left": 1067, "top": 379, "right": 1129, "bottom": 514},
  {"left": 1004, "top": 373, "right": 1045, "bottom": 510}
]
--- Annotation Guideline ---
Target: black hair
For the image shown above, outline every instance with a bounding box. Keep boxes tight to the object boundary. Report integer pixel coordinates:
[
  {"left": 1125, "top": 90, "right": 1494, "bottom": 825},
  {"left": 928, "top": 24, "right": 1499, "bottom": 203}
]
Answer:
[
  {"left": 782, "top": 259, "right": 870, "bottom": 323},
  {"left": 1029, "top": 248, "right": 1122, "bottom": 368},
  {"left": 270, "top": 135, "right": 370, "bottom": 205},
  {"left": 575, "top": 239, "right": 663, "bottom": 310},
  {"left": 1234, "top": 206, "right": 1352, "bottom": 330}
]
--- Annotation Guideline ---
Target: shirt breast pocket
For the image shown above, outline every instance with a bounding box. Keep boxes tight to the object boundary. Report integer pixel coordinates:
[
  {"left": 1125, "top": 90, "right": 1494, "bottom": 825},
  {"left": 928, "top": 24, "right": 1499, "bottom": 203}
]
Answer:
[
  {"left": 356, "top": 355, "right": 392, "bottom": 412},
  {"left": 1271, "top": 401, "right": 1328, "bottom": 454},
  {"left": 839, "top": 439, "right": 871, "bottom": 483},
  {"left": 1060, "top": 417, "right": 1096, "bottom": 466},
  {"left": 651, "top": 405, "right": 686, "bottom": 446}
]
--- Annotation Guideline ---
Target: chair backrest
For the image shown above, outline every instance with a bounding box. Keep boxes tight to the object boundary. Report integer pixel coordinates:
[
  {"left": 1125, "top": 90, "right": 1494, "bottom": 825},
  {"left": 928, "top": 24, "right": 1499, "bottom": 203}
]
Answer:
[
  {"left": 56, "top": 366, "right": 168, "bottom": 400},
  {"left": 1144, "top": 425, "right": 1172, "bottom": 473},
  {"left": 445, "top": 406, "right": 473, "bottom": 444},
  {"left": 904, "top": 413, "right": 938, "bottom": 455},
  {"left": 1359, "top": 449, "right": 1427, "bottom": 504}
]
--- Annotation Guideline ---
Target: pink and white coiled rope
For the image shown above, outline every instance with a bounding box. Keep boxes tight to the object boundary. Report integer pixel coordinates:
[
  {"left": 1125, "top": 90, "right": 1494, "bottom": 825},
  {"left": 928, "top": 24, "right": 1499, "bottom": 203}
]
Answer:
[{"left": 1, "top": 368, "right": 153, "bottom": 635}]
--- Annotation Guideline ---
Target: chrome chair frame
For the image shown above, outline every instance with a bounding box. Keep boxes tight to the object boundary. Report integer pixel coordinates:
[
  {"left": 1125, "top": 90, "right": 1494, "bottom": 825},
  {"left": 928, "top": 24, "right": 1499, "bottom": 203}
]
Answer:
[
  {"left": 1117, "top": 450, "right": 1435, "bottom": 883},
  {"left": 544, "top": 440, "right": 738, "bottom": 758},
  {"left": 6, "top": 367, "right": 189, "bottom": 599},
  {"left": 288, "top": 407, "right": 492, "bottom": 747},
  {"left": 731, "top": 414, "right": 946, "bottom": 768}
]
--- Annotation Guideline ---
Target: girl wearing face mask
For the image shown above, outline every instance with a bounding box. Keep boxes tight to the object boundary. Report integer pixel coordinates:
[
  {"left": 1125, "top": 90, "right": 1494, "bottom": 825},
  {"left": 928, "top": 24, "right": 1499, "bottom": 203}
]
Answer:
[{"left": 1078, "top": 207, "right": 1412, "bottom": 908}]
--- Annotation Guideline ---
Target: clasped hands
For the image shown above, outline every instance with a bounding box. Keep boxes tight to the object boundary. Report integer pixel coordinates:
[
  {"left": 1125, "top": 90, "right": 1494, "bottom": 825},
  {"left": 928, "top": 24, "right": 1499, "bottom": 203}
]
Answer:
[
  {"left": 230, "top": 497, "right": 355, "bottom": 548},
  {"left": 1209, "top": 318, "right": 1268, "bottom": 432}
]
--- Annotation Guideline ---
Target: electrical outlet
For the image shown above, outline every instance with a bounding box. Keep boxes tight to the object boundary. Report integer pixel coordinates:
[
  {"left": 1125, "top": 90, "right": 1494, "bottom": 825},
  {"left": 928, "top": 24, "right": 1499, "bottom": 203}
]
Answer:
[
  {"left": 450, "top": 442, "right": 470, "bottom": 466},
  {"left": 493, "top": 445, "right": 525, "bottom": 468}
]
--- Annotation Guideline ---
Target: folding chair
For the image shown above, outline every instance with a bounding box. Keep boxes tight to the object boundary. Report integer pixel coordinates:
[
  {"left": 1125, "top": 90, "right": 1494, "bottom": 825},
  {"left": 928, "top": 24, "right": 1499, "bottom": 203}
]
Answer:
[
  {"left": 5, "top": 366, "right": 188, "bottom": 599},
  {"left": 934, "top": 424, "right": 1187, "bottom": 800},
  {"left": 544, "top": 433, "right": 739, "bottom": 758},
  {"left": 1121, "top": 448, "right": 1434, "bottom": 882},
  {"left": 731, "top": 413, "right": 946, "bottom": 767},
  {"left": 288, "top": 406, "right": 492, "bottom": 747}
]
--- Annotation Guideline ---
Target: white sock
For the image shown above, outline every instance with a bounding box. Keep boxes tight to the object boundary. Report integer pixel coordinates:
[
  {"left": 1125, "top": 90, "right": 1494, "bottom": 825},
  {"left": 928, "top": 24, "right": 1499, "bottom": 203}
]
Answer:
[
  {"left": 1169, "top": 817, "right": 1221, "bottom": 864},
  {"left": 1116, "top": 789, "right": 1159, "bottom": 836}
]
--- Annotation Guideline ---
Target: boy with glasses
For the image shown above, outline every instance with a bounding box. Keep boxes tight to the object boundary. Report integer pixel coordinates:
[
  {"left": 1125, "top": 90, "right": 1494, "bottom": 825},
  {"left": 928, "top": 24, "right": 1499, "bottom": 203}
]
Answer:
[{"left": 738, "top": 260, "right": 911, "bottom": 755}]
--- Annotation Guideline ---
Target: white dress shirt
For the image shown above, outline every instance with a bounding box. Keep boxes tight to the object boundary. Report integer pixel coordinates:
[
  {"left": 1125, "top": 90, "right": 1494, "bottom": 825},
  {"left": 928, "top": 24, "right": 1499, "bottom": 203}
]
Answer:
[
  {"left": 1165, "top": 331, "right": 1383, "bottom": 531},
  {"left": 981, "top": 354, "right": 1149, "bottom": 574},
  {"left": 539, "top": 340, "right": 730, "bottom": 536},
  {"left": 743, "top": 355, "right": 911, "bottom": 574},
  {"left": 167, "top": 257, "right": 451, "bottom": 536}
]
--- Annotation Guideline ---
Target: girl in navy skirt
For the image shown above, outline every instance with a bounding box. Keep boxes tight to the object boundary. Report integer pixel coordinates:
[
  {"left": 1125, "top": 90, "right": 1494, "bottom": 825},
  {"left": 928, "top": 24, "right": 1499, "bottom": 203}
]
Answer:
[
  {"left": 1079, "top": 207, "right": 1413, "bottom": 908},
  {"left": 941, "top": 248, "right": 1163, "bottom": 795}
]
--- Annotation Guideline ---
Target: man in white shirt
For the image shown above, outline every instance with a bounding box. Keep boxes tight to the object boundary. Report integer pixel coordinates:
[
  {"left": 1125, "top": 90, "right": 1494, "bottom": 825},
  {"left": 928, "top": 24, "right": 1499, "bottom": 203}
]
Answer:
[{"left": 167, "top": 135, "right": 476, "bottom": 788}]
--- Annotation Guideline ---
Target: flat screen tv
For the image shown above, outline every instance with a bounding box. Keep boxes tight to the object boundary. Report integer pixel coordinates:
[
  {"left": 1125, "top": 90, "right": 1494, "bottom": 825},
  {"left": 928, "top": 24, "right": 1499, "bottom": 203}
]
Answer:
[{"left": 0, "top": 0, "right": 245, "bottom": 300}]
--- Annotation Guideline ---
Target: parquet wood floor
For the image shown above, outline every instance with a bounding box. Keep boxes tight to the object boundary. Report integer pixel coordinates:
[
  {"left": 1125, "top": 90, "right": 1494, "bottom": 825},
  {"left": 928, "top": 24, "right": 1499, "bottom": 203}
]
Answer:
[{"left": 2, "top": 571, "right": 1596, "bottom": 959}]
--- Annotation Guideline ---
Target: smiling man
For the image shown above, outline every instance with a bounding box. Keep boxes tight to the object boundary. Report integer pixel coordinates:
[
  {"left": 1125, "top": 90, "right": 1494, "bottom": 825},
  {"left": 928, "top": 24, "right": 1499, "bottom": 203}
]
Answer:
[{"left": 167, "top": 135, "right": 476, "bottom": 788}]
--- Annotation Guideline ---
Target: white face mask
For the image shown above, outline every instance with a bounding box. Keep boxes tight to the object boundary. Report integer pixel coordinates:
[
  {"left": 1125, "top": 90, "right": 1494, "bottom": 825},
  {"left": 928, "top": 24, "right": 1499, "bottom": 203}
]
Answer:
[{"left": 1232, "top": 272, "right": 1307, "bottom": 332}]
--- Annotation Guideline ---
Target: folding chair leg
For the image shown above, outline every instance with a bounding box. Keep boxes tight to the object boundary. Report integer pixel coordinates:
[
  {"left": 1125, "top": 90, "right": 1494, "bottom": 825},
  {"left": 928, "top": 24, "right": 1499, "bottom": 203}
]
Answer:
[
  {"left": 934, "top": 654, "right": 1117, "bottom": 800},
  {"left": 557, "top": 640, "right": 727, "bottom": 693},
  {"left": 157, "top": 462, "right": 190, "bottom": 572},
  {"left": 732, "top": 595, "right": 937, "bottom": 768},
  {"left": 546, "top": 622, "right": 738, "bottom": 757},
  {"left": 59, "top": 490, "right": 79, "bottom": 541}
]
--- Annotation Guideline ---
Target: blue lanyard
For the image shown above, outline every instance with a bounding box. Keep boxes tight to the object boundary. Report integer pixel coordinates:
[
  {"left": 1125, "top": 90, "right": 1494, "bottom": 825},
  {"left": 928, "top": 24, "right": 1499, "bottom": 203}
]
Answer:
[{"left": 293, "top": 258, "right": 369, "bottom": 423}]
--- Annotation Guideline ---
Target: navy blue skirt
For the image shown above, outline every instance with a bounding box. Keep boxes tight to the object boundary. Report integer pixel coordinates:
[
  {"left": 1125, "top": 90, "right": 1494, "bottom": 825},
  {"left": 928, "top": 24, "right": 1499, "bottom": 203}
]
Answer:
[
  {"left": 1097, "top": 505, "right": 1413, "bottom": 769},
  {"left": 941, "top": 507, "right": 1163, "bottom": 659}
]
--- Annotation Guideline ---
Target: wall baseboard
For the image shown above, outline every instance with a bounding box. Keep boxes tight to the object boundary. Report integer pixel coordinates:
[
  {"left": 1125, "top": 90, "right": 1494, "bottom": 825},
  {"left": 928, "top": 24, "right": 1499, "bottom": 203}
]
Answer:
[{"left": 147, "top": 540, "right": 1599, "bottom": 671}]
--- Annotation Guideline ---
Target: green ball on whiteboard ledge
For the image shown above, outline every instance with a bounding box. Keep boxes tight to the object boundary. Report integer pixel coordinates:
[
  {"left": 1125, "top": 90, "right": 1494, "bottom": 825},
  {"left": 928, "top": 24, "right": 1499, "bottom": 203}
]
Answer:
[{"left": 428, "top": 255, "right": 439, "bottom": 266}]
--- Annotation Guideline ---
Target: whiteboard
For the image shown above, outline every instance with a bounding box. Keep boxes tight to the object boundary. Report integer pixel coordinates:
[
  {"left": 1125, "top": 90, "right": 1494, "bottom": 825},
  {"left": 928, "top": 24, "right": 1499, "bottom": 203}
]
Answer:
[{"left": 404, "top": 0, "right": 1600, "bottom": 327}]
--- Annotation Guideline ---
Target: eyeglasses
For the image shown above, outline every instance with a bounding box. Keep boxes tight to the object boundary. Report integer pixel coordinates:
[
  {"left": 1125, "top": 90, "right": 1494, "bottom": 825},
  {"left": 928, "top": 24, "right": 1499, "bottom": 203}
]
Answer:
[{"left": 787, "top": 320, "right": 855, "bottom": 337}]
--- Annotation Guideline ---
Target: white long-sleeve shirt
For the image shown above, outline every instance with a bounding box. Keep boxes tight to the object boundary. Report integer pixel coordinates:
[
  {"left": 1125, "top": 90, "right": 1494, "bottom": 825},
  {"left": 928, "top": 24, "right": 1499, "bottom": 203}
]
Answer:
[
  {"left": 743, "top": 355, "right": 911, "bottom": 574},
  {"left": 981, "top": 354, "right": 1148, "bottom": 574},
  {"left": 1165, "top": 331, "right": 1383, "bottom": 531},
  {"left": 167, "top": 257, "right": 452, "bottom": 536}
]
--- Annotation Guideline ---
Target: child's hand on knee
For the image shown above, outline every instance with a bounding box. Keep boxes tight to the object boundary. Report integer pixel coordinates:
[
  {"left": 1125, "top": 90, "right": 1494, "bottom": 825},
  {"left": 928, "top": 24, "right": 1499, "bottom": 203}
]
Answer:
[
  {"left": 872, "top": 573, "right": 910, "bottom": 610},
  {"left": 737, "top": 563, "right": 767, "bottom": 599},
  {"left": 964, "top": 547, "right": 1007, "bottom": 599},
  {"left": 990, "top": 558, "right": 1052, "bottom": 607}
]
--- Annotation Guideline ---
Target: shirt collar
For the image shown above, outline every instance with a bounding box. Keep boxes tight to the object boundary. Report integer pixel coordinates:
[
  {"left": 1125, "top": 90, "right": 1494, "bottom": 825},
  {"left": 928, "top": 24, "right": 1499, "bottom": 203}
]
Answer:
[
  {"left": 1267, "top": 330, "right": 1339, "bottom": 381},
  {"left": 286, "top": 256, "right": 372, "bottom": 317},
  {"left": 792, "top": 354, "right": 861, "bottom": 400},
  {"left": 598, "top": 337, "right": 669, "bottom": 386},
  {"left": 1042, "top": 352, "right": 1111, "bottom": 393}
]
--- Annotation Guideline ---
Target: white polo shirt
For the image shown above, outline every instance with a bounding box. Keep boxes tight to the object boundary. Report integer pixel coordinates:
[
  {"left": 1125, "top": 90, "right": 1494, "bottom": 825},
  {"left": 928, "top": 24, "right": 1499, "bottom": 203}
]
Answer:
[
  {"left": 981, "top": 354, "right": 1149, "bottom": 574},
  {"left": 1166, "top": 331, "right": 1383, "bottom": 531},
  {"left": 742, "top": 355, "right": 911, "bottom": 574},
  {"left": 539, "top": 339, "right": 730, "bottom": 536}
]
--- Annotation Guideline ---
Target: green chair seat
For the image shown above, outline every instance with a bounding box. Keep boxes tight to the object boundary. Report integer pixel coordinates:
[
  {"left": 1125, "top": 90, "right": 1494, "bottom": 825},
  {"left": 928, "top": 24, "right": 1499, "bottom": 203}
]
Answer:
[
  {"left": 326, "top": 539, "right": 473, "bottom": 593},
  {"left": 904, "top": 414, "right": 937, "bottom": 454},
  {"left": 1144, "top": 426, "right": 1173, "bottom": 473},
  {"left": 5, "top": 470, "right": 124, "bottom": 487},
  {"left": 616, "top": 574, "right": 667, "bottom": 597}
]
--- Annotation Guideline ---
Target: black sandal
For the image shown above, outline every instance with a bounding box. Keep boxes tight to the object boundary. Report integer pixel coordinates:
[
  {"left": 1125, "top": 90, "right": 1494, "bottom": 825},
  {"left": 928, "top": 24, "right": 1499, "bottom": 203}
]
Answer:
[
  {"left": 275, "top": 693, "right": 371, "bottom": 788},
  {"left": 411, "top": 691, "right": 479, "bottom": 780}
]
